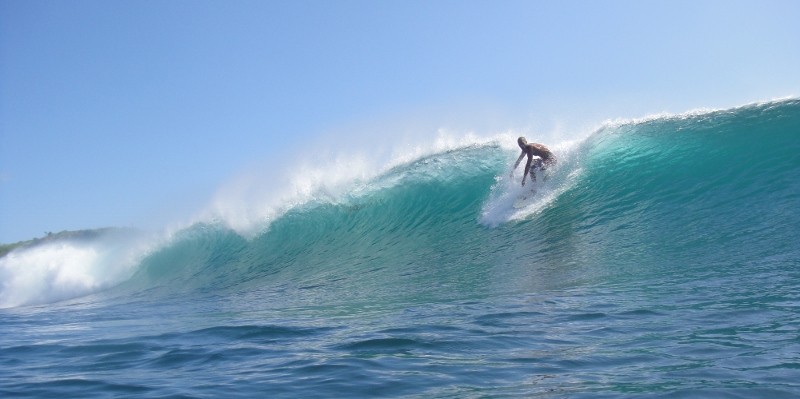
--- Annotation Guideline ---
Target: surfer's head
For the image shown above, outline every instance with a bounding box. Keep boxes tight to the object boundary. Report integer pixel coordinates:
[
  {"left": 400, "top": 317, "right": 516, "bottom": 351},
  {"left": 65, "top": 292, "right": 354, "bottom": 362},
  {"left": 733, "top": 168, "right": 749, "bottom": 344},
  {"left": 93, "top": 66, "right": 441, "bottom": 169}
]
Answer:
[{"left": 517, "top": 137, "right": 527, "bottom": 149}]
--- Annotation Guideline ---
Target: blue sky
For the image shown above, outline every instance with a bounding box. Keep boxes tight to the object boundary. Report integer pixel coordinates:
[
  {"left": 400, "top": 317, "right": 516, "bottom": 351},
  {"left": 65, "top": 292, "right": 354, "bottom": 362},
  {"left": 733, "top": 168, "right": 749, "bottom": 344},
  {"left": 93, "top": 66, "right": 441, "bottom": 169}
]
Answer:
[{"left": 1, "top": 0, "right": 799, "bottom": 243}]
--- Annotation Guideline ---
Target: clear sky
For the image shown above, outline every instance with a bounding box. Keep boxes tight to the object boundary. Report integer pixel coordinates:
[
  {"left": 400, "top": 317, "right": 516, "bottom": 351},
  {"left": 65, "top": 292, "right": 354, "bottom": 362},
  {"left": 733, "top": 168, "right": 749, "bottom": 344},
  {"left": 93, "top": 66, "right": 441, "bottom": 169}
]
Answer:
[{"left": 1, "top": 0, "right": 799, "bottom": 243}]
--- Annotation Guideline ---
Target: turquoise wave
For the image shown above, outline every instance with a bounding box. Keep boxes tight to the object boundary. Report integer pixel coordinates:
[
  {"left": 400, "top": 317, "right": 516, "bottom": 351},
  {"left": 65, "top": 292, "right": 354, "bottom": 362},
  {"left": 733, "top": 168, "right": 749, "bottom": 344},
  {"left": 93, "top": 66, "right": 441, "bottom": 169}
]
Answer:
[{"left": 121, "top": 99, "right": 799, "bottom": 309}]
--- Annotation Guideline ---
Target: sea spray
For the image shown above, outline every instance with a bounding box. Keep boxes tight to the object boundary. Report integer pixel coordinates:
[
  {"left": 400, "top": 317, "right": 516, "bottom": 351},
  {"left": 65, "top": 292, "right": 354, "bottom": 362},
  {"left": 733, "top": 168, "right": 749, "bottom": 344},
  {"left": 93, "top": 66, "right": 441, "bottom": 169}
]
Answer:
[
  {"left": 0, "top": 229, "right": 158, "bottom": 308},
  {"left": 200, "top": 129, "right": 522, "bottom": 237}
]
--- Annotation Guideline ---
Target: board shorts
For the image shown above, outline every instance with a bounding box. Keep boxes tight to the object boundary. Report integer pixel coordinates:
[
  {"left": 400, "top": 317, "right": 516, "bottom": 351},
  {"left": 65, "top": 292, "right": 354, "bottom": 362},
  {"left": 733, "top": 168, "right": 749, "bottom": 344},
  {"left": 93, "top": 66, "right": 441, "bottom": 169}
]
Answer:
[{"left": 532, "top": 157, "right": 556, "bottom": 171}]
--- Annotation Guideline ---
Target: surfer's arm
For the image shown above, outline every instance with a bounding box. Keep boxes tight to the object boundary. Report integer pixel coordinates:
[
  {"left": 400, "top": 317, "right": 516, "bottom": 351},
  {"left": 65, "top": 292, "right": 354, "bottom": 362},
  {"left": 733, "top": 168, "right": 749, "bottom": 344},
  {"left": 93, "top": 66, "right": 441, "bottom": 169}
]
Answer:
[
  {"left": 521, "top": 156, "right": 532, "bottom": 186},
  {"left": 511, "top": 151, "right": 525, "bottom": 176}
]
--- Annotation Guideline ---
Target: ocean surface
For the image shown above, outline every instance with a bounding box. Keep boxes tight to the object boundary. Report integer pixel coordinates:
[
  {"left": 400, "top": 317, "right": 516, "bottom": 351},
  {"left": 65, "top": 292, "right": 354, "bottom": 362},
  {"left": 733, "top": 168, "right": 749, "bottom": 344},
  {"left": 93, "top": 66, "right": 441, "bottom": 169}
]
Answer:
[{"left": 1, "top": 99, "right": 799, "bottom": 398}]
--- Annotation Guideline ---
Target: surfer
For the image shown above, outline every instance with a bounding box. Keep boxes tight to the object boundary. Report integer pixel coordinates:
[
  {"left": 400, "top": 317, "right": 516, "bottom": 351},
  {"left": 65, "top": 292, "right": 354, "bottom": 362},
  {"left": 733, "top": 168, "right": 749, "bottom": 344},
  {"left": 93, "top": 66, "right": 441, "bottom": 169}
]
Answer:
[{"left": 511, "top": 137, "right": 555, "bottom": 186}]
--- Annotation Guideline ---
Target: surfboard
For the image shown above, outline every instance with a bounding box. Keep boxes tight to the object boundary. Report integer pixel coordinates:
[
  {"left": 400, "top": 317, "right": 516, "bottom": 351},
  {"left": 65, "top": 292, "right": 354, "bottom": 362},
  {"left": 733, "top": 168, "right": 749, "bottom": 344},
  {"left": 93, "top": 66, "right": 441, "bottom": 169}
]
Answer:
[{"left": 512, "top": 189, "right": 537, "bottom": 209}]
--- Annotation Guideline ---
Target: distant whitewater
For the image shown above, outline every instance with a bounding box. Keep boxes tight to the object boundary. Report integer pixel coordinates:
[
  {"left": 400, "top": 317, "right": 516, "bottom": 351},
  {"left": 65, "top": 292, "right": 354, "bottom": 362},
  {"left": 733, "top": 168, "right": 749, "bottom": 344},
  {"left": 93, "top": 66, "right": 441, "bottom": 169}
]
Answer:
[{"left": 1, "top": 99, "right": 798, "bottom": 398}]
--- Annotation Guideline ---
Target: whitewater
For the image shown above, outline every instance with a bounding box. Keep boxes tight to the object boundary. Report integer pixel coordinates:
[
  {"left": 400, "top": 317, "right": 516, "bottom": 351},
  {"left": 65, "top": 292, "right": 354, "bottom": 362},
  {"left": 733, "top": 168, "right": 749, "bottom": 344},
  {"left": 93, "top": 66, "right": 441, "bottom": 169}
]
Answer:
[{"left": 1, "top": 99, "right": 799, "bottom": 398}]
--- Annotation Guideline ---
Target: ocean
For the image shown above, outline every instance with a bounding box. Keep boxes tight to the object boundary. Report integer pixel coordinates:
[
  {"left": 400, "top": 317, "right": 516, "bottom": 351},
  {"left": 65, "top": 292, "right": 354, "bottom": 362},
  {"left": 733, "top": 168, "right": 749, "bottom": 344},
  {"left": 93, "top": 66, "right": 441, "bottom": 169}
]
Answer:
[{"left": 1, "top": 99, "right": 799, "bottom": 398}]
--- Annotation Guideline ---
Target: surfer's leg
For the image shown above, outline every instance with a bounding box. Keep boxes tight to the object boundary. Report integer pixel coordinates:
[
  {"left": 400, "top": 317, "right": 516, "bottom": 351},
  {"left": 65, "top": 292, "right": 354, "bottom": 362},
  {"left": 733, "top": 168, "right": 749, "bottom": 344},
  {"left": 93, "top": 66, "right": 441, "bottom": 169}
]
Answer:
[
  {"left": 530, "top": 159, "right": 543, "bottom": 182},
  {"left": 540, "top": 158, "right": 554, "bottom": 182}
]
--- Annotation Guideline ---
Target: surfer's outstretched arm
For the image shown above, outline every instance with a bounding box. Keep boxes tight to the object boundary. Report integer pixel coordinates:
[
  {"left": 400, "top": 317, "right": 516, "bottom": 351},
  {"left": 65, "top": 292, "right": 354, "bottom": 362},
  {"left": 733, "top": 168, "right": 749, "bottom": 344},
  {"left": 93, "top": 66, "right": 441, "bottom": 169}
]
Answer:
[
  {"left": 521, "top": 156, "right": 532, "bottom": 186},
  {"left": 511, "top": 151, "right": 525, "bottom": 174},
  {"left": 511, "top": 151, "right": 525, "bottom": 176}
]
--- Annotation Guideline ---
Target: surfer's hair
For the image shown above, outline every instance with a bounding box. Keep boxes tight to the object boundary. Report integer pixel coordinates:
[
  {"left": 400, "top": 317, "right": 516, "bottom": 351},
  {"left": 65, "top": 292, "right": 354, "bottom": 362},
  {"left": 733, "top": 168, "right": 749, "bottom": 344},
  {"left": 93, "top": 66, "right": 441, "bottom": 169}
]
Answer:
[{"left": 517, "top": 137, "right": 527, "bottom": 146}]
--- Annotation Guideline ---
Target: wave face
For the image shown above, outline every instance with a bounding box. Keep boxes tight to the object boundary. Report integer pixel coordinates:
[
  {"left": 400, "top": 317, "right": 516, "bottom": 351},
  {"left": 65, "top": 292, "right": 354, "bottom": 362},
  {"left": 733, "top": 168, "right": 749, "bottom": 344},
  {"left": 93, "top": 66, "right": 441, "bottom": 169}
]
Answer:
[
  {"left": 2, "top": 99, "right": 799, "bottom": 398},
  {"left": 118, "top": 99, "right": 800, "bottom": 307}
]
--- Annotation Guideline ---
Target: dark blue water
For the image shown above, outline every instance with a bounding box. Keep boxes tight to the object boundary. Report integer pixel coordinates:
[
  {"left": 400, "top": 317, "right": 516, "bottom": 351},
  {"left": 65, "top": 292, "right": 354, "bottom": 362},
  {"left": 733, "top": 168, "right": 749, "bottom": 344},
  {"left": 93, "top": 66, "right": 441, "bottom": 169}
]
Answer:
[{"left": 2, "top": 99, "right": 799, "bottom": 398}]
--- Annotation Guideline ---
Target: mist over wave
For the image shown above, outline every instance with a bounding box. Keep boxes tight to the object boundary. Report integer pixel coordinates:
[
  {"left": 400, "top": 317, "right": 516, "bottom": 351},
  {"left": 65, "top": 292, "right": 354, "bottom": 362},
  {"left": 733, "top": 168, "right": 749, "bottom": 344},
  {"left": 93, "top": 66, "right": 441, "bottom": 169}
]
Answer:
[{"left": 201, "top": 130, "right": 523, "bottom": 237}]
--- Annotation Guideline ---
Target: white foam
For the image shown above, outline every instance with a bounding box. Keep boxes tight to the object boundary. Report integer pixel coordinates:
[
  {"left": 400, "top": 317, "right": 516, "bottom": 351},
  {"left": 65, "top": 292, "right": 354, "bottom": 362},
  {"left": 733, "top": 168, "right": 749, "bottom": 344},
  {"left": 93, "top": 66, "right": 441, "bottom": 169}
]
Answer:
[
  {"left": 598, "top": 96, "right": 800, "bottom": 130},
  {"left": 0, "top": 233, "right": 156, "bottom": 308},
  {"left": 479, "top": 137, "right": 587, "bottom": 227}
]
